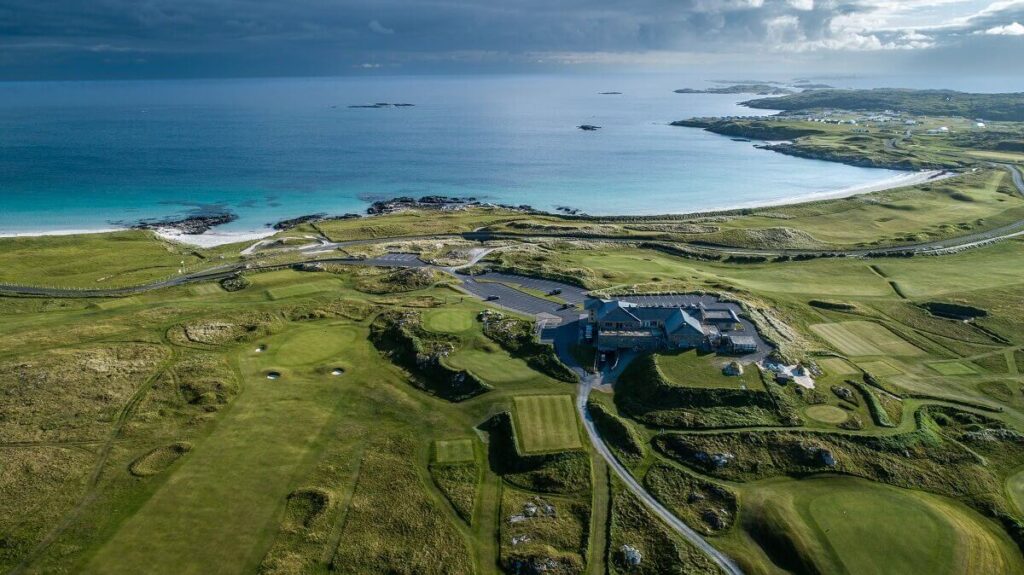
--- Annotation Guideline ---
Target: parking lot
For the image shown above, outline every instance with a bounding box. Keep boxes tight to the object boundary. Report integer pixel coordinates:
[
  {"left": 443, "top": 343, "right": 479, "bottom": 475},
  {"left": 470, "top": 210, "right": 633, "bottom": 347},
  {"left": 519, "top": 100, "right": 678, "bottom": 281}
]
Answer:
[
  {"left": 476, "top": 272, "right": 589, "bottom": 305},
  {"left": 459, "top": 276, "right": 580, "bottom": 320}
]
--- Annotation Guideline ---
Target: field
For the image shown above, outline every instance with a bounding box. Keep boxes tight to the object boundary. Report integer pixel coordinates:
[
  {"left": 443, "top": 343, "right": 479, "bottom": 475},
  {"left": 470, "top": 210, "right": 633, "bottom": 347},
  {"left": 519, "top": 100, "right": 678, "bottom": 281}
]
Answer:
[
  {"left": 810, "top": 321, "right": 924, "bottom": 357},
  {"left": 512, "top": 395, "right": 582, "bottom": 454},
  {"left": 435, "top": 438, "right": 476, "bottom": 464},
  {"left": 731, "top": 477, "right": 1024, "bottom": 575}
]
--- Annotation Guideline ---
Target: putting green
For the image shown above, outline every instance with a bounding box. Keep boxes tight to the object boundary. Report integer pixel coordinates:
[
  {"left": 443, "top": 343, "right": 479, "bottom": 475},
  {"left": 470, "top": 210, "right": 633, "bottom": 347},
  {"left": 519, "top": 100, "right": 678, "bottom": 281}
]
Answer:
[
  {"left": 268, "top": 325, "right": 358, "bottom": 367},
  {"left": 804, "top": 404, "right": 849, "bottom": 424},
  {"left": 741, "top": 477, "right": 1024, "bottom": 575},
  {"left": 423, "top": 309, "right": 475, "bottom": 334}
]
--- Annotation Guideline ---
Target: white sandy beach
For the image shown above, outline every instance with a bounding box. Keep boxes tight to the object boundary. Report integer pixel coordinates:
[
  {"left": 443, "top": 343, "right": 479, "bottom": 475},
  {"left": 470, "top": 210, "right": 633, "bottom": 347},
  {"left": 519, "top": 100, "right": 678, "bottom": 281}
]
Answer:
[
  {"left": 0, "top": 169, "right": 957, "bottom": 247},
  {"left": 152, "top": 227, "right": 278, "bottom": 248}
]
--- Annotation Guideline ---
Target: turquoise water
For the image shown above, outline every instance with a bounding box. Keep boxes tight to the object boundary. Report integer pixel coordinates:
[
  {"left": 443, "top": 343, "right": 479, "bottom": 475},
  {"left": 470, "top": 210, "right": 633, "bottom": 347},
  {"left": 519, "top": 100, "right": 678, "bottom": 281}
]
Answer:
[{"left": 0, "top": 74, "right": 904, "bottom": 235}]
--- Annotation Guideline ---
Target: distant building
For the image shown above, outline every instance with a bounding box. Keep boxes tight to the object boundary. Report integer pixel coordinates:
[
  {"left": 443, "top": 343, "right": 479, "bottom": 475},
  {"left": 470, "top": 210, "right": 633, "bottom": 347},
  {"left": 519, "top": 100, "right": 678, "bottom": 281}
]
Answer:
[{"left": 585, "top": 298, "right": 759, "bottom": 354}]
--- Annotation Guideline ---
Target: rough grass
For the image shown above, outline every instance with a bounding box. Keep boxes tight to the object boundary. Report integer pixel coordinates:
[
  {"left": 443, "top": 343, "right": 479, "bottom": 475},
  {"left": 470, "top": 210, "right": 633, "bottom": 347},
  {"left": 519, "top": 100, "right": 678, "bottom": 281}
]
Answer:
[
  {"left": 608, "top": 484, "right": 723, "bottom": 575},
  {"left": 642, "top": 463, "right": 737, "bottom": 536},
  {"left": 0, "top": 447, "right": 95, "bottom": 572},
  {"left": 128, "top": 442, "right": 193, "bottom": 476},
  {"left": 333, "top": 436, "right": 474, "bottom": 574},
  {"left": 513, "top": 395, "right": 583, "bottom": 454},
  {"left": 499, "top": 487, "right": 590, "bottom": 575},
  {"left": 429, "top": 462, "right": 479, "bottom": 525},
  {"left": 810, "top": 321, "right": 924, "bottom": 356},
  {"left": 352, "top": 266, "right": 445, "bottom": 295},
  {"left": 587, "top": 400, "right": 646, "bottom": 469},
  {"left": 615, "top": 354, "right": 787, "bottom": 429},
  {"left": 0, "top": 343, "right": 168, "bottom": 442}
]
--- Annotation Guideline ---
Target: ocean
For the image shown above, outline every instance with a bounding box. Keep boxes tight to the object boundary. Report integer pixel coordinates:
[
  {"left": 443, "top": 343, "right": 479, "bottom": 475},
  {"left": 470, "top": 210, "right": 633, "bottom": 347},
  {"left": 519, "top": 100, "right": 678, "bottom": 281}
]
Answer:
[{"left": 0, "top": 74, "right": 910, "bottom": 239}]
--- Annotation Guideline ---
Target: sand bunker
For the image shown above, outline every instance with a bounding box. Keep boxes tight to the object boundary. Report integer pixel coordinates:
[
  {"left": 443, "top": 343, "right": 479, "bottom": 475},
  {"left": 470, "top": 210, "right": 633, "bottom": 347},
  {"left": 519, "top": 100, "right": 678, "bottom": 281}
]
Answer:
[{"left": 266, "top": 371, "right": 281, "bottom": 380}]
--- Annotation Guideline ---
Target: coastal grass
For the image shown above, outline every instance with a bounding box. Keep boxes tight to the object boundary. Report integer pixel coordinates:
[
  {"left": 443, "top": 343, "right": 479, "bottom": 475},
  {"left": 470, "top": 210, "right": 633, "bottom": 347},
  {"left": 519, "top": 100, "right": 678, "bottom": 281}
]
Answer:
[
  {"left": 734, "top": 476, "right": 1024, "bottom": 575},
  {"left": 0, "top": 230, "right": 215, "bottom": 289},
  {"left": 512, "top": 395, "right": 582, "bottom": 454},
  {"left": 316, "top": 207, "right": 538, "bottom": 242}
]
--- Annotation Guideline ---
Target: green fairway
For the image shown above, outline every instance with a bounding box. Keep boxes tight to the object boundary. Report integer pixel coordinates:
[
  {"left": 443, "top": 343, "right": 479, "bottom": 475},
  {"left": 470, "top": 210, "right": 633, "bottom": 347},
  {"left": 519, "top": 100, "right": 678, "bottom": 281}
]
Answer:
[
  {"left": 818, "top": 357, "right": 858, "bottom": 375},
  {"left": 654, "top": 349, "right": 763, "bottom": 390},
  {"left": 738, "top": 477, "right": 1024, "bottom": 575},
  {"left": 512, "top": 394, "right": 582, "bottom": 454},
  {"left": 810, "top": 321, "right": 923, "bottom": 357},
  {"left": 435, "top": 438, "right": 476, "bottom": 464},
  {"left": 423, "top": 308, "right": 476, "bottom": 333},
  {"left": 928, "top": 361, "right": 979, "bottom": 376},
  {"left": 804, "top": 404, "right": 849, "bottom": 424},
  {"left": 265, "top": 279, "right": 343, "bottom": 300},
  {"left": 84, "top": 328, "right": 356, "bottom": 575},
  {"left": 855, "top": 360, "right": 904, "bottom": 377}
]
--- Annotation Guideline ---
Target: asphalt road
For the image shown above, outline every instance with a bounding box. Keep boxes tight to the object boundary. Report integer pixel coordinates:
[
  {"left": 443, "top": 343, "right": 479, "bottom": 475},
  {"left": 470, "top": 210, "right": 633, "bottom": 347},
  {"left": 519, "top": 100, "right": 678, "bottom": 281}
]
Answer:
[{"left": 575, "top": 378, "right": 745, "bottom": 575}]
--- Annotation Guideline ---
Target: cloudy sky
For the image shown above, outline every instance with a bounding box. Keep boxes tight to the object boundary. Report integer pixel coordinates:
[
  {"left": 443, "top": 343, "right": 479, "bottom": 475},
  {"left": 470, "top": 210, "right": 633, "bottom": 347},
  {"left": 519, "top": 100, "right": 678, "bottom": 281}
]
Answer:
[{"left": 1, "top": 0, "right": 1022, "bottom": 80}]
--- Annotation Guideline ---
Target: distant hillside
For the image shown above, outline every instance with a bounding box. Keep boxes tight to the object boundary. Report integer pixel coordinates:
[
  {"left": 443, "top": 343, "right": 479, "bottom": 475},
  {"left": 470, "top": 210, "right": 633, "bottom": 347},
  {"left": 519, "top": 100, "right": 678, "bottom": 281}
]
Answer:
[{"left": 742, "top": 88, "right": 1024, "bottom": 121}]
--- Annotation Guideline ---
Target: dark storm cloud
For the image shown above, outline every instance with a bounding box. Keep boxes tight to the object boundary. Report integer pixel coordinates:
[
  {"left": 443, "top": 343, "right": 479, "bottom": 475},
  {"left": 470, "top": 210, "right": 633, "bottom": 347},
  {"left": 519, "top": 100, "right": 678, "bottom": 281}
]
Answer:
[{"left": 0, "top": 0, "right": 1021, "bottom": 79}]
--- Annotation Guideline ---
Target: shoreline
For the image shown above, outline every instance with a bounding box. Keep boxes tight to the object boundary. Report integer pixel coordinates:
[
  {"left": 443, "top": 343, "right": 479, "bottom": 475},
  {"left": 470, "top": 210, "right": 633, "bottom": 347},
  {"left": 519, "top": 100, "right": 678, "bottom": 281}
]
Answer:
[{"left": 0, "top": 169, "right": 951, "bottom": 247}]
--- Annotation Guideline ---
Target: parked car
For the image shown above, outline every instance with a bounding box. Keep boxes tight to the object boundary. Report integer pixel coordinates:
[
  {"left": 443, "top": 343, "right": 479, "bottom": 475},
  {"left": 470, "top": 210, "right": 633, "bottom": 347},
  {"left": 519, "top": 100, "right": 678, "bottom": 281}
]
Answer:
[
  {"left": 549, "top": 288, "right": 563, "bottom": 295},
  {"left": 485, "top": 295, "right": 501, "bottom": 301}
]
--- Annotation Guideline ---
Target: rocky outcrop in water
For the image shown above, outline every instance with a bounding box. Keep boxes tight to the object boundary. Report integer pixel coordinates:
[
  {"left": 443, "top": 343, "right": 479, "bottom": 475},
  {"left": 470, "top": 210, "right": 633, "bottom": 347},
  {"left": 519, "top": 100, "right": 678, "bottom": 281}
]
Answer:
[
  {"left": 130, "top": 212, "right": 238, "bottom": 235},
  {"left": 271, "top": 213, "right": 360, "bottom": 230},
  {"left": 366, "top": 195, "right": 479, "bottom": 215}
]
